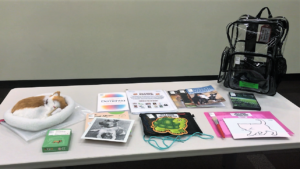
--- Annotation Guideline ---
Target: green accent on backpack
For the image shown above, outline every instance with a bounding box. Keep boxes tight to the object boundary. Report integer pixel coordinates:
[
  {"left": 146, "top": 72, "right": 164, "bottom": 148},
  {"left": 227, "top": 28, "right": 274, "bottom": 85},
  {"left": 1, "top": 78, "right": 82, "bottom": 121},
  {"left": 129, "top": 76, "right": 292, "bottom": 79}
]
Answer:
[{"left": 239, "top": 81, "right": 259, "bottom": 89}]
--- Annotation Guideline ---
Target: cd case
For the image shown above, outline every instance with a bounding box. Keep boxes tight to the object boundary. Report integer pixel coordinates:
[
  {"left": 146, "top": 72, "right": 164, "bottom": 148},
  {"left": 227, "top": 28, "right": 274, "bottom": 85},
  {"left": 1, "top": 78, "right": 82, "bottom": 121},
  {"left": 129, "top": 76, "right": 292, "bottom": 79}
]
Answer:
[{"left": 228, "top": 92, "right": 261, "bottom": 110}]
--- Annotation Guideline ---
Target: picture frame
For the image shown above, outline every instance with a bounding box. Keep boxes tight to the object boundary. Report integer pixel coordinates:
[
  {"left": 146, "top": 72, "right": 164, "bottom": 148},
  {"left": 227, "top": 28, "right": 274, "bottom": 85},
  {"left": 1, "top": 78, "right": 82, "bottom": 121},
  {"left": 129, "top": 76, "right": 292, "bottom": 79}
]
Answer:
[{"left": 81, "top": 117, "right": 134, "bottom": 143}]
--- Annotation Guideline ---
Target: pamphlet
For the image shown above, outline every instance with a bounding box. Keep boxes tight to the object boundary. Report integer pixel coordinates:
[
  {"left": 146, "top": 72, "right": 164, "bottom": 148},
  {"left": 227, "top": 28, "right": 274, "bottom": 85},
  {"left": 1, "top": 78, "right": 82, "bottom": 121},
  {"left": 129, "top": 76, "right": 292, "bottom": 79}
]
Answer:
[
  {"left": 97, "top": 92, "right": 129, "bottom": 112},
  {"left": 126, "top": 90, "right": 178, "bottom": 114},
  {"left": 85, "top": 111, "right": 130, "bottom": 130},
  {"left": 223, "top": 118, "right": 290, "bottom": 139},
  {"left": 185, "top": 85, "right": 225, "bottom": 107}
]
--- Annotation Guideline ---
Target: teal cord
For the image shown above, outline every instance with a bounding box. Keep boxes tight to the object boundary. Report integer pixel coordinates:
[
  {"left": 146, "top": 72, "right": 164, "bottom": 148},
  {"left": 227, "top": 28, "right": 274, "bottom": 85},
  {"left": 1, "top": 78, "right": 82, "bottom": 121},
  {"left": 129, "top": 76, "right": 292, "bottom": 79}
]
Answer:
[{"left": 143, "top": 132, "right": 214, "bottom": 150}]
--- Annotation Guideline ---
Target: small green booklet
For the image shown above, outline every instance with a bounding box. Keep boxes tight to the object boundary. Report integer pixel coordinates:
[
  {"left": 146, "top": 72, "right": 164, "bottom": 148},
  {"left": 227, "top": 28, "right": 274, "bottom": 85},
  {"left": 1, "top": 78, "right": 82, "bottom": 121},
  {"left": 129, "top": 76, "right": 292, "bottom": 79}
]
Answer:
[
  {"left": 228, "top": 92, "right": 261, "bottom": 110},
  {"left": 42, "top": 129, "right": 72, "bottom": 153}
]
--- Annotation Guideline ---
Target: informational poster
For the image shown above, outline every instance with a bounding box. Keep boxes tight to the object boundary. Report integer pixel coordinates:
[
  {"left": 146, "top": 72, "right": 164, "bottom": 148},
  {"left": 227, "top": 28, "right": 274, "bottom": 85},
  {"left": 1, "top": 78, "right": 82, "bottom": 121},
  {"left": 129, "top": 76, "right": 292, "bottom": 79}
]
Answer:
[{"left": 125, "top": 90, "right": 178, "bottom": 114}]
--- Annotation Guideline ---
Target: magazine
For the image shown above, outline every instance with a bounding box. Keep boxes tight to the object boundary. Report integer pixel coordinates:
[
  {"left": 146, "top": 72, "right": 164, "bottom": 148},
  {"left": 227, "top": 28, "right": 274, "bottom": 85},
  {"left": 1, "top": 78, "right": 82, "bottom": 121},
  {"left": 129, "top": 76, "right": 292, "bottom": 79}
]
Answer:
[
  {"left": 228, "top": 92, "right": 261, "bottom": 110},
  {"left": 176, "top": 89, "right": 197, "bottom": 108},
  {"left": 204, "top": 111, "right": 293, "bottom": 138},
  {"left": 81, "top": 117, "right": 134, "bottom": 143},
  {"left": 85, "top": 111, "right": 130, "bottom": 130},
  {"left": 126, "top": 90, "right": 178, "bottom": 114},
  {"left": 167, "top": 90, "right": 186, "bottom": 108},
  {"left": 97, "top": 92, "right": 129, "bottom": 112},
  {"left": 185, "top": 85, "right": 225, "bottom": 107}
]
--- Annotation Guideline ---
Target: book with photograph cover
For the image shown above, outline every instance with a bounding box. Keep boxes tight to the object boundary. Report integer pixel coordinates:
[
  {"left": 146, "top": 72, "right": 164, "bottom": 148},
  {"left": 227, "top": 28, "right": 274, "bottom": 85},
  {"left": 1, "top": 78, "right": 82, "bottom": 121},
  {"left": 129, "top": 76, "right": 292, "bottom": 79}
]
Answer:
[
  {"left": 167, "top": 90, "right": 186, "bottom": 108},
  {"left": 85, "top": 111, "right": 130, "bottom": 130},
  {"left": 228, "top": 92, "right": 261, "bottom": 110},
  {"left": 81, "top": 117, "right": 134, "bottom": 143},
  {"left": 97, "top": 92, "right": 129, "bottom": 112},
  {"left": 185, "top": 85, "right": 225, "bottom": 107},
  {"left": 177, "top": 89, "right": 197, "bottom": 108},
  {"left": 126, "top": 90, "right": 178, "bottom": 114}
]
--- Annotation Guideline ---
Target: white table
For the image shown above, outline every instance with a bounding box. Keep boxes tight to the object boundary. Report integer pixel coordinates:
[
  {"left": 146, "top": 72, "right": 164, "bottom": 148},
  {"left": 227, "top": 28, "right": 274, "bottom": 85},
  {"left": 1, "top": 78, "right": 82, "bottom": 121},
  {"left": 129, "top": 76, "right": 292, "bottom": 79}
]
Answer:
[{"left": 0, "top": 80, "right": 299, "bottom": 169}]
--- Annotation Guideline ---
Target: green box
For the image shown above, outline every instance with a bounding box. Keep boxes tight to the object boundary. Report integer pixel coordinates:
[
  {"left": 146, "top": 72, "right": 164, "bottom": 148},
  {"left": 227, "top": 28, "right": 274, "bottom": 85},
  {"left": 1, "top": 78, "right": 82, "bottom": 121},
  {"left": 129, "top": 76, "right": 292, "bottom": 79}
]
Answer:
[{"left": 42, "top": 129, "right": 72, "bottom": 153}]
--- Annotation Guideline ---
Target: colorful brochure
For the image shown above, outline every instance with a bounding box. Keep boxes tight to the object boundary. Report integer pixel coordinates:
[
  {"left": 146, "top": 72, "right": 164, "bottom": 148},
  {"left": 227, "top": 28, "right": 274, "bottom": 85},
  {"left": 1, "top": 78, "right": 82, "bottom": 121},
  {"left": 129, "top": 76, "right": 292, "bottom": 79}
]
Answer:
[{"left": 97, "top": 92, "right": 129, "bottom": 112}]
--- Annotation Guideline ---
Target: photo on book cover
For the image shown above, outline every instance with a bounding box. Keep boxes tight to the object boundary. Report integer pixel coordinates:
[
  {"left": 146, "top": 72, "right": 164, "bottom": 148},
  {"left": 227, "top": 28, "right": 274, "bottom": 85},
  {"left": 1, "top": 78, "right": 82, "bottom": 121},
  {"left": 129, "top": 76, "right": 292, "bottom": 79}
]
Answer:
[
  {"left": 177, "top": 89, "right": 197, "bottom": 108},
  {"left": 81, "top": 117, "right": 134, "bottom": 143},
  {"left": 186, "top": 85, "right": 225, "bottom": 107},
  {"left": 167, "top": 90, "right": 186, "bottom": 108}
]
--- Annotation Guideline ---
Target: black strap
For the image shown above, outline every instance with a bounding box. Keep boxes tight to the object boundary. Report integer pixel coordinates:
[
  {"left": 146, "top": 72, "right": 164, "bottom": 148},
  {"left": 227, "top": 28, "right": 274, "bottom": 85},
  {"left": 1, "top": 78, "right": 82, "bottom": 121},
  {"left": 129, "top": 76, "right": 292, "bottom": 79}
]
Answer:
[{"left": 256, "top": 7, "right": 273, "bottom": 18}]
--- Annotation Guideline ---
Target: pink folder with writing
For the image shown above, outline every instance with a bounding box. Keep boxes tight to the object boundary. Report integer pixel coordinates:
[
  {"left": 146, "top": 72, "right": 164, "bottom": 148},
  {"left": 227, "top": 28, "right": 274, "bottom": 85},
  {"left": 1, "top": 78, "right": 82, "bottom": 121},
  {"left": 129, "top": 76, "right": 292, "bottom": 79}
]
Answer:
[{"left": 204, "top": 111, "right": 294, "bottom": 138}]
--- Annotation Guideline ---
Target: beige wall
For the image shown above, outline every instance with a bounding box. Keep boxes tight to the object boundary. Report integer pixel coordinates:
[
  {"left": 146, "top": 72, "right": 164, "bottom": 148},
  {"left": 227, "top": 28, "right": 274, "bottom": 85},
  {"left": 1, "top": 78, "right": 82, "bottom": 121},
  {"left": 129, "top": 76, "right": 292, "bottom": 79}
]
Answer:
[{"left": 0, "top": 0, "right": 299, "bottom": 81}]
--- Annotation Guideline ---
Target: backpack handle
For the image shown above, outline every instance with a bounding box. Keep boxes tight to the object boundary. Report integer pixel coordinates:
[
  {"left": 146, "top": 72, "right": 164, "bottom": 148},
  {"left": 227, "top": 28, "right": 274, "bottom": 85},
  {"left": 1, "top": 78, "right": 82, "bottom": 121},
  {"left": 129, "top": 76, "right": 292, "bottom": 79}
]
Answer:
[{"left": 256, "top": 7, "right": 273, "bottom": 18}]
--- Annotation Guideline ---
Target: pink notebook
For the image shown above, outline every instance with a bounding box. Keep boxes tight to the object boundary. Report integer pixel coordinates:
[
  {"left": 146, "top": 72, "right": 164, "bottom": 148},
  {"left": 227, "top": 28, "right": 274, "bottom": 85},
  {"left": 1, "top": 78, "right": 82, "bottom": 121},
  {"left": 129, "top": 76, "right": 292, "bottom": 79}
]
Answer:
[{"left": 204, "top": 111, "right": 294, "bottom": 138}]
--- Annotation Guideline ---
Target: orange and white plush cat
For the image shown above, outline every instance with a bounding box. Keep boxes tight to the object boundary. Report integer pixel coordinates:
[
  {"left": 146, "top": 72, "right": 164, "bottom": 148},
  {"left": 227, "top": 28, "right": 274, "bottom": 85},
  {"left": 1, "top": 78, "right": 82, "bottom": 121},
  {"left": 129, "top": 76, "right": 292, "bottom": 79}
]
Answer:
[{"left": 11, "top": 91, "right": 68, "bottom": 119}]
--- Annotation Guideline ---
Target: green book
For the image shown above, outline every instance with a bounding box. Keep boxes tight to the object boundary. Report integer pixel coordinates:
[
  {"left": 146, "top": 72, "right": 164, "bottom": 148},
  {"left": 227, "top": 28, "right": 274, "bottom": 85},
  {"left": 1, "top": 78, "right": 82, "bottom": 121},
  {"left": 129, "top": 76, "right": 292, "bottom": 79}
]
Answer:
[
  {"left": 42, "top": 129, "right": 72, "bottom": 153},
  {"left": 229, "top": 92, "right": 261, "bottom": 110}
]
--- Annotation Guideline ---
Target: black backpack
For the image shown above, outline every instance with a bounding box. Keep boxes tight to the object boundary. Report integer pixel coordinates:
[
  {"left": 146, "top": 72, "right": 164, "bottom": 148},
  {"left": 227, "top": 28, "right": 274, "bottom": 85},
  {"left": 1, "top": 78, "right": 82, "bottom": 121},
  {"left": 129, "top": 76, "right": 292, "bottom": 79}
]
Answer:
[{"left": 217, "top": 7, "right": 289, "bottom": 96}]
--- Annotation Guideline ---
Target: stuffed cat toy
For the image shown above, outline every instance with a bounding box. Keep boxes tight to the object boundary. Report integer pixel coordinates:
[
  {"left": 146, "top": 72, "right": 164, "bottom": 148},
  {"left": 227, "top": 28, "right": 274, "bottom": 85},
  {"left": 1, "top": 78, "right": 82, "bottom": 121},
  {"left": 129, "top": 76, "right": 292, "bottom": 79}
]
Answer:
[{"left": 11, "top": 91, "right": 68, "bottom": 119}]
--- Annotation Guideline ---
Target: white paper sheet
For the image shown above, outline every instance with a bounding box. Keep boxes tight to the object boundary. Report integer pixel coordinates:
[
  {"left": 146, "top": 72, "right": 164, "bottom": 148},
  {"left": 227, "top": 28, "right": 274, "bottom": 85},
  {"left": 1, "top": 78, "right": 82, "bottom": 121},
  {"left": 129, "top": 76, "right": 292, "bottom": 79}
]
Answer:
[
  {"left": 223, "top": 118, "right": 290, "bottom": 139},
  {"left": 126, "top": 90, "right": 178, "bottom": 114}
]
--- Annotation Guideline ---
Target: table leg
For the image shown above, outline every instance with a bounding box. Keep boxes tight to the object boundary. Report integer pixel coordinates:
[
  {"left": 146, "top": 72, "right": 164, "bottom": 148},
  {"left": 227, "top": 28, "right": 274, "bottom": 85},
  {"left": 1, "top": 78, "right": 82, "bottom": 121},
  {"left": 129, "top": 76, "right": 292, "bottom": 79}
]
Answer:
[{"left": 222, "top": 153, "right": 237, "bottom": 169}]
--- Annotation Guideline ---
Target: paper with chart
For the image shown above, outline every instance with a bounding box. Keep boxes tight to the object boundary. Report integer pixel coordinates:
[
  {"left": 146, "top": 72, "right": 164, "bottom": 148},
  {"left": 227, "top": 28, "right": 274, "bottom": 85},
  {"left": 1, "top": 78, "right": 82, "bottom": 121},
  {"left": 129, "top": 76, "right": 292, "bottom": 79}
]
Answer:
[
  {"left": 126, "top": 90, "right": 178, "bottom": 114},
  {"left": 223, "top": 118, "right": 290, "bottom": 139}
]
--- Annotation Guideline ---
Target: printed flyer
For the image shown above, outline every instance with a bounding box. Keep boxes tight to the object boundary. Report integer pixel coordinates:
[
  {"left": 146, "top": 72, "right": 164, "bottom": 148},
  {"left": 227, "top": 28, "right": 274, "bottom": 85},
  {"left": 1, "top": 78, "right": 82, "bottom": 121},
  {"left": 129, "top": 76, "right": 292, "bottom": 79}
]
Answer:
[
  {"left": 97, "top": 92, "right": 129, "bottom": 112},
  {"left": 126, "top": 90, "right": 178, "bottom": 114}
]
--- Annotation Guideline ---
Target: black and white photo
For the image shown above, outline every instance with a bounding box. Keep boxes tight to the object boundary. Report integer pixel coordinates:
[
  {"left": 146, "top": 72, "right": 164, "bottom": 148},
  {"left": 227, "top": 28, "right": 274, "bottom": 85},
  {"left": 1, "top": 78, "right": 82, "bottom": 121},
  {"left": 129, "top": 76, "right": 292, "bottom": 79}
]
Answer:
[{"left": 81, "top": 117, "right": 134, "bottom": 143}]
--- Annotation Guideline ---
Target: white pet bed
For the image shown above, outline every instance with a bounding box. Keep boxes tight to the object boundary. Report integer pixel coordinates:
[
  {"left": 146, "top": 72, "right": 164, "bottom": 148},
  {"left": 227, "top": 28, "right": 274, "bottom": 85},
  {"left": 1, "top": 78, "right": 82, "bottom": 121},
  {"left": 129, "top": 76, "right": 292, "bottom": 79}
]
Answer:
[{"left": 4, "top": 95, "right": 75, "bottom": 131}]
